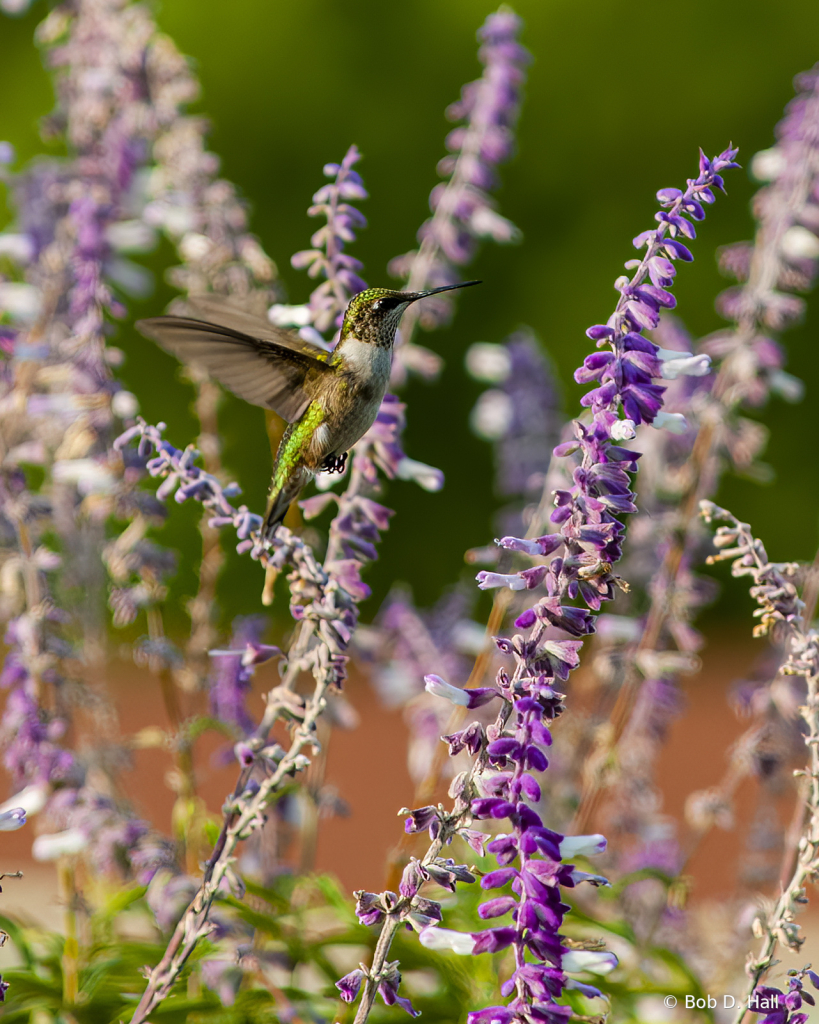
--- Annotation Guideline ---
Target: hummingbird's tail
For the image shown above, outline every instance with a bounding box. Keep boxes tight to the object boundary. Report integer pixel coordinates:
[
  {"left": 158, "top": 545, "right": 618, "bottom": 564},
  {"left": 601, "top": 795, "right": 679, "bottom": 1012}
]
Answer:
[
  {"left": 262, "top": 466, "right": 313, "bottom": 542},
  {"left": 262, "top": 488, "right": 291, "bottom": 541}
]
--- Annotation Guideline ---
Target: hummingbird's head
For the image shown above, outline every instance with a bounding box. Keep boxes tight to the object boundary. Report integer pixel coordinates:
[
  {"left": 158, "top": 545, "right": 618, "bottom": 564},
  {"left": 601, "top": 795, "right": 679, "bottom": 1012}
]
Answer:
[{"left": 339, "top": 281, "right": 480, "bottom": 348}]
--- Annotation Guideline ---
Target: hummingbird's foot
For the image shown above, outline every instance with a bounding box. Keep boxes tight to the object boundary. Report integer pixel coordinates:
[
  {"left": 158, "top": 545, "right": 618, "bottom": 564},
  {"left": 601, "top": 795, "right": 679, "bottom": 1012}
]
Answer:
[{"left": 321, "top": 452, "right": 348, "bottom": 475}]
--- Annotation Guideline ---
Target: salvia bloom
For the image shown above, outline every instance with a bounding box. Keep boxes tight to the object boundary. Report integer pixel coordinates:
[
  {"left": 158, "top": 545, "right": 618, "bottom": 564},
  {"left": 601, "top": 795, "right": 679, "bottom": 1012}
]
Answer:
[
  {"left": 376, "top": 150, "right": 737, "bottom": 1024},
  {"left": 271, "top": 144, "right": 368, "bottom": 341},
  {"left": 717, "top": 64, "right": 819, "bottom": 351},
  {"left": 467, "top": 329, "right": 562, "bottom": 539},
  {"left": 0, "top": 0, "right": 254, "bottom": 904},
  {"left": 576, "top": 66, "right": 819, "bottom": 881},
  {"left": 389, "top": 5, "right": 530, "bottom": 376},
  {"left": 747, "top": 969, "right": 818, "bottom": 1024},
  {"left": 114, "top": 420, "right": 351, "bottom": 687},
  {"left": 699, "top": 504, "right": 819, "bottom": 1010},
  {"left": 477, "top": 147, "right": 739, "bottom": 603}
]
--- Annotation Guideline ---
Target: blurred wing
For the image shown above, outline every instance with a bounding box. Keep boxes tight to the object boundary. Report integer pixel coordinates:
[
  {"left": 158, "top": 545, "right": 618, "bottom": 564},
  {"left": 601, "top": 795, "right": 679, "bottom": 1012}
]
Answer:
[
  {"left": 183, "top": 294, "right": 329, "bottom": 361},
  {"left": 136, "top": 313, "right": 330, "bottom": 423}
]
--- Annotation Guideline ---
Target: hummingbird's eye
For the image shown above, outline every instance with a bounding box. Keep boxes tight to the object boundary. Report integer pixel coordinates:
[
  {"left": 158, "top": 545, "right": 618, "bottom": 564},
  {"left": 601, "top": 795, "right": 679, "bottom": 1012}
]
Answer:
[{"left": 372, "top": 299, "right": 385, "bottom": 312}]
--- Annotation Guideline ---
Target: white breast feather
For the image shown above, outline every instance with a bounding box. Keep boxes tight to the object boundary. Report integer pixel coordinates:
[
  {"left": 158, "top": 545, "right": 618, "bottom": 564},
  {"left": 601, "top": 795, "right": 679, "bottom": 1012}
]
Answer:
[{"left": 342, "top": 338, "right": 390, "bottom": 380}]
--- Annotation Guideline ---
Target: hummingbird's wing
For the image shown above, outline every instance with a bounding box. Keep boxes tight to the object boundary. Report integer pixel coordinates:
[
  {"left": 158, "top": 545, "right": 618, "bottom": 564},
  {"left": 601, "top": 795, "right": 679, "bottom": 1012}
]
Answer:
[{"left": 136, "top": 299, "right": 331, "bottom": 423}]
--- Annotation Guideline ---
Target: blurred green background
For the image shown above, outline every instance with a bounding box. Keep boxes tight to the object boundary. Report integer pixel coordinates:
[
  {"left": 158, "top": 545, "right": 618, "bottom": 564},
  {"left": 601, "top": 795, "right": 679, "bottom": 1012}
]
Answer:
[{"left": 2, "top": 0, "right": 819, "bottom": 628}]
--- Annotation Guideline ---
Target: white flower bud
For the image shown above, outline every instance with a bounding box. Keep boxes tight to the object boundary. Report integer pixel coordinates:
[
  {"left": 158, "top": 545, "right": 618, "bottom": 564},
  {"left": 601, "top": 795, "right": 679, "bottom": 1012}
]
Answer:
[
  {"left": 0, "top": 0, "right": 33, "bottom": 14},
  {"left": 559, "top": 833, "right": 607, "bottom": 858},
  {"left": 396, "top": 457, "right": 444, "bottom": 492},
  {"left": 561, "top": 949, "right": 618, "bottom": 974},
  {"left": 424, "top": 674, "right": 470, "bottom": 706},
  {"left": 32, "top": 827, "right": 88, "bottom": 861},
  {"left": 268, "top": 303, "right": 314, "bottom": 327},
  {"left": 0, "top": 282, "right": 41, "bottom": 321},
  {"left": 781, "top": 225, "right": 819, "bottom": 261},
  {"left": 768, "top": 369, "right": 804, "bottom": 403},
  {"left": 610, "top": 418, "right": 637, "bottom": 441},
  {"left": 651, "top": 411, "right": 688, "bottom": 434},
  {"left": 418, "top": 926, "right": 476, "bottom": 955},
  {"left": 657, "top": 351, "right": 711, "bottom": 379},
  {"left": 105, "top": 220, "right": 157, "bottom": 253},
  {"left": 178, "top": 232, "right": 212, "bottom": 261},
  {"left": 750, "top": 148, "right": 785, "bottom": 182},
  {"left": 112, "top": 390, "right": 139, "bottom": 419},
  {"left": 0, "top": 233, "right": 35, "bottom": 263},
  {"left": 53, "top": 459, "right": 116, "bottom": 495},
  {"left": 465, "top": 343, "right": 512, "bottom": 383},
  {"left": 0, "top": 783, "right": 48, "bottom": 818},
  {"left": 476, "top": 571, "right": 526, "bottom": 591},
  {"left": 470, "top": 390, "right": 514, "bottom": 440},
  {"left": 469, "top": 207, "right": 521, "bottom": 244}
]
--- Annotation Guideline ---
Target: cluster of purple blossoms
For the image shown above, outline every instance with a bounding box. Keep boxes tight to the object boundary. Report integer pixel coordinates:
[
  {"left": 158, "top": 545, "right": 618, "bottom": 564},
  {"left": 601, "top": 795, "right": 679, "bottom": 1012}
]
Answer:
[
  {"left": 466, "top": 329, "right": 562, "bottom": 538},
  {"left": 388, "top": 7, "right": 529, "bottom": 380},
  {"left": 342, "top": 150, "right": 740, "bottom": 1024},
  {"left": 717, "top": 64, "right": 819, "bottom": 344},
  {"left": 0, "top": 0, "right": 218, "bottom": 910},
  {"left": 270, "top": 144, "right": 368, "bottom": 342},
  {"left": 478, "top": 147, "right": 739, "bottom": 602},
  {"left": 391, "top": 8, "right": 528, "bottom": 304},
  {"left": 114, "top": 408, "right": 436, "bottom": 706},
  {"left": 573, "top": 65, "right": 819, "bottom": 904},
  {"left": 748, "top": 969, "right": 818, "bottom": 1024},
  {"left": 698, "top": 502, "right": 819, "bottom": 1008}
]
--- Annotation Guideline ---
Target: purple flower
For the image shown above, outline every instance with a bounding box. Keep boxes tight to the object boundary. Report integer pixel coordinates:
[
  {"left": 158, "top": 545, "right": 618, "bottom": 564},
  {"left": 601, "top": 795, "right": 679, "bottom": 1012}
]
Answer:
[
  {"left": 208, "top": 616, "right": 270, "bottom": 734},
  {"left": 388, "top": 7, "right": 530, "bottom": 381},
  {"left": 468, "top": 332, "right": 562, "bottom": 532},
  {"left": 399, "top": 858, "right": 428, "bottom": 898},
  {"left": 403, "top": 804, "right": 440, "bottom": 836},
  {"left": 337, "top": 968, "right": 367, "bottom": 1003},
  {"left": 378, "top": 962, "right": 420, "bottom": 1018},
  {"left": 447, "top": 148, "right": 737, "bottom": 1024},
  {"left": 355, "top": 889, "right": 387, "bottom": 927},
  {"left": 424, "top": 673, "right": 499, "bottom": 709},
  {"left": 276, "top": 144, "right": 368, "bottom": 341}
]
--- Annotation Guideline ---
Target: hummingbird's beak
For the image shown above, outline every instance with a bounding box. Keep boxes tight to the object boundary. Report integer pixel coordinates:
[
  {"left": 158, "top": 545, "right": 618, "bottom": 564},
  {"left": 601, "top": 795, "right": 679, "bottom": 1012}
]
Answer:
[{"left": 407, "top": 280, "right": 482, "bottom": 302}]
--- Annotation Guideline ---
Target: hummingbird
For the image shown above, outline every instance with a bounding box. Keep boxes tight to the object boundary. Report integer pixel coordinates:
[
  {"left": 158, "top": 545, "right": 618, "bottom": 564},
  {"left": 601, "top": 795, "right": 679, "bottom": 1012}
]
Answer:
[{"left": 136, "top": 281, "right": 480, "bottom": 540}]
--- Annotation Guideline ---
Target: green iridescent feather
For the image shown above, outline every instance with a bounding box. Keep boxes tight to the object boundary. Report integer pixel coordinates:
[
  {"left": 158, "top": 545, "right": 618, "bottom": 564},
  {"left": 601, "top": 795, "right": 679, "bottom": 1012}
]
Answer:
[{"left": 273, "top": 401, "right": 326, "bottom": 490}]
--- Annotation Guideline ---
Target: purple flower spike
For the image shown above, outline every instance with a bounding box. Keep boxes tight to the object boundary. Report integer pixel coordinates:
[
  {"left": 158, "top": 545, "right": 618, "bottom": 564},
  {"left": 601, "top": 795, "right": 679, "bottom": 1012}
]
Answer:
[
  {"left": 273, "top": 145, "right": 369, "bottom": 342},
  {"left": 388, "top": 6, "right": 530, "bottom": 381}
]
